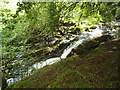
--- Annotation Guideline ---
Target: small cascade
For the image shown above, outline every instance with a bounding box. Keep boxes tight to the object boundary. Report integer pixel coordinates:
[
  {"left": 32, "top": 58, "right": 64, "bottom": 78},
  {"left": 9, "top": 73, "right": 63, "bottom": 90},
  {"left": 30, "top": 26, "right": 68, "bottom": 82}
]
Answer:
[
  {"left": 61, "top": 25, "right": 103, "bottom": 59},
  {"left": 61, "top": 39, "right": 84, "bottom": 59},
  {"left": 28, "top": 57, "right": 61, "bottom": 74}
]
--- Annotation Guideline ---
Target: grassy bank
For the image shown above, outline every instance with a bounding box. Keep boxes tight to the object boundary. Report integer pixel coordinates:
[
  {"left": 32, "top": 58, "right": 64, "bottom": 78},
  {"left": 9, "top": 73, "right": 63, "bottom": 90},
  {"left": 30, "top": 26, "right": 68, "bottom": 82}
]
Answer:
[{"left": 6, "top": 38, "right": 120, "bottom": 88}]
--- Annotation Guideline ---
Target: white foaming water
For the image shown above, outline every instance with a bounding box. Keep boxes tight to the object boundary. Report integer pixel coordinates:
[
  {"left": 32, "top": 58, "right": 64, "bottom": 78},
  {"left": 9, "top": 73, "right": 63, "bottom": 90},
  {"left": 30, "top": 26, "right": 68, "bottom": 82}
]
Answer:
[
  {"left": 32, "top": 57, "right": 61, "bottom": 69},
  {"left": 60, "top": 25, "right": 103, "bottom": 59},
  {"left": 7, "top": 24, "right": 118, "bottom": 86},
  {"left": 7, "top": 76, "right": 21, "bottom": 86},
  {"left": 61, "top": 39, "right": 84, "bottom": 59}
]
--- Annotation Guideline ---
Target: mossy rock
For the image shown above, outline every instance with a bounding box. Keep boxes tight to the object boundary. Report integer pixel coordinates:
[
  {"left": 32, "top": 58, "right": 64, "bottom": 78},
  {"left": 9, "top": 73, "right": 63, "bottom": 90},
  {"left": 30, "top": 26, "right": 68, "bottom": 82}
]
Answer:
[
  {"left": 72, "top": 27, "right": 81, "bottom": 34},
  {"left": 74, "top": 27, "right": 80, "bottom": 31},
  {"left": 29, "top": 47, "right": 51, "bottom": 57}
]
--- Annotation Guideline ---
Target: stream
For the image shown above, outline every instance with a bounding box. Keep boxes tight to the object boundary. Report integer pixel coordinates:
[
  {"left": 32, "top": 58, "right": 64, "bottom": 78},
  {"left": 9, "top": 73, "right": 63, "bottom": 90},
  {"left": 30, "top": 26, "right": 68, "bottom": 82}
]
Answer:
[{"left": 6, "top": 23, "right": 119, "bottom": 86}]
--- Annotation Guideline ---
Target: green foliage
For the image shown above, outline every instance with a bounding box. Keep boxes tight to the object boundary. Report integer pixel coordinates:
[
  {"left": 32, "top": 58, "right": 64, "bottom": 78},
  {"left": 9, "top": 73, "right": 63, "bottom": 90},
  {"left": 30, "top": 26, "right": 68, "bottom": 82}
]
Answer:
[
  {"left": 99, "top": 2, "right": 120, "bottom": 22},
  {"left": 2, "top": 2, "right": 119, "bottom": 47}
]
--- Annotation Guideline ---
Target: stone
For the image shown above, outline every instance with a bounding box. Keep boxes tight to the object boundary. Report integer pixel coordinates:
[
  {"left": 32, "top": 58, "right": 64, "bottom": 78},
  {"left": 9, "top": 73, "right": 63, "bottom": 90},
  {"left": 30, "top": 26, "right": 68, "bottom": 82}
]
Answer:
[
  {"left": 85, "top": 28, "right": 89, "bottom": 31},
  {"left": 90, "top": 26, "right": 97, "bottom": 29}
]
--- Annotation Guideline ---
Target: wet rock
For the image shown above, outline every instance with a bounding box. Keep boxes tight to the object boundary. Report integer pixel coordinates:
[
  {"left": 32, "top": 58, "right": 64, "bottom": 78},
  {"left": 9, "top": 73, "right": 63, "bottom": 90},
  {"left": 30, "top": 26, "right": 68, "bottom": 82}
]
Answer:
[
  {"left": 68, "top": 31, "right": 77, "bottom": 34},
  {"left": 59, "top": 43, "right": 70, "bottom": 50},
  {"left": 85, "top": 28, "right": 89, "bottom": 31},
  {"left": 90, "top": 26, "right": 97, "bottom": 29},
  {"left": 60, "top": 21, "right": 76, "bottom": 26},
  {"left": 102, "top": 31, "right": 111, "bottom": 35},
  {"left": 55, "top": 35, "right": 62, "bottom": 38},
  {"left": 100, "top": 20, "right": 106, "bottom": 23}
]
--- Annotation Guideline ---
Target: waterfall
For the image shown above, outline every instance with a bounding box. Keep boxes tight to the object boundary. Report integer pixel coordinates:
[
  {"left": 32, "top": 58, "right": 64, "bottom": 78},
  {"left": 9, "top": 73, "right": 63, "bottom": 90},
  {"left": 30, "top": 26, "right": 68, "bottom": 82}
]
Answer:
[{"left": 61, "top": 39, "right": 84, "bottom": 59}]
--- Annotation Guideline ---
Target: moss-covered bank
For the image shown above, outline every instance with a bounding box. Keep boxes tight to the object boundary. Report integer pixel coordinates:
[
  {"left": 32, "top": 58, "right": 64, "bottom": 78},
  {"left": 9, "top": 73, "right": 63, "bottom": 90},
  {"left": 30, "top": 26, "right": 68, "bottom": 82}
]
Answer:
[{"left": 6, "top": 38, "right": 120, "bottom": 88}]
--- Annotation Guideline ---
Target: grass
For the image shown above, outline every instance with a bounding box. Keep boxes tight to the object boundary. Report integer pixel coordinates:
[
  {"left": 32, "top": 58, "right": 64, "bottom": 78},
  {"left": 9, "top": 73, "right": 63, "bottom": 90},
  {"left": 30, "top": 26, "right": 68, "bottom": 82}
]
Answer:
[{"left": 6, "top": 38, "right": 120, "bottom": 89}]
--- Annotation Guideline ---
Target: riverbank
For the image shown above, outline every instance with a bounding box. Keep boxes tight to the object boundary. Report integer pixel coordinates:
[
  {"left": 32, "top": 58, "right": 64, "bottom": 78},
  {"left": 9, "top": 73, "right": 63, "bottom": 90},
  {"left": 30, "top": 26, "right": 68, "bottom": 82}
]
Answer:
[{"left": 6, "top": 38, "right": 120, "bottom": 88}]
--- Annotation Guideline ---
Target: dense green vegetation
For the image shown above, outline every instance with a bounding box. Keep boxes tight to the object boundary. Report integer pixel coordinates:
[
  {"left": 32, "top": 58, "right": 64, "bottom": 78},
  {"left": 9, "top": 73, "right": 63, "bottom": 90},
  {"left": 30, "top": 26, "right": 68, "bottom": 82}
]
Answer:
[{"left": 1, "top": 1, "right": 120, "bottom": 89}]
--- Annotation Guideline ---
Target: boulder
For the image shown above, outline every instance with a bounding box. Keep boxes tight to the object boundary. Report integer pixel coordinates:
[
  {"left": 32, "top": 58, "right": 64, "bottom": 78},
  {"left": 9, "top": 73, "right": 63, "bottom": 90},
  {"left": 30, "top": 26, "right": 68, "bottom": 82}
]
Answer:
[{"left": 71, "top": 35, "right": 113, "bottom": 56}]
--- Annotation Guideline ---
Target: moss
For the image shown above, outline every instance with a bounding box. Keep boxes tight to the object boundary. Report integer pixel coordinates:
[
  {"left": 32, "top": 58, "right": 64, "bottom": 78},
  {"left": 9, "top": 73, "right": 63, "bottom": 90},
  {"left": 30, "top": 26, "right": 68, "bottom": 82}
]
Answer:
[
  {"left": 7, "top": 40, "right": 119, "bottom": 88},
  {"left": 73, "top": 26, "right": 82, "bottom": 34},
  {"left": 86, "top": 46, "right": 100, "bottom": 57},
  {"left": 74, "top": 27, "right": 80, "bottom": 31},
  {"left": 6, "top": 83, "right": 15, "bottom": 89}
]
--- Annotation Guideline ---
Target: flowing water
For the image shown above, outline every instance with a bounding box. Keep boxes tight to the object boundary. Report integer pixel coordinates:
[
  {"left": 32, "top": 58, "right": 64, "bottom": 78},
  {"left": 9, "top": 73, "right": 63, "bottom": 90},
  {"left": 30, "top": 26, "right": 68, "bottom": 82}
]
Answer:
[{"left": 6, "top": 24, "right": 118, "bottom": 86}]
